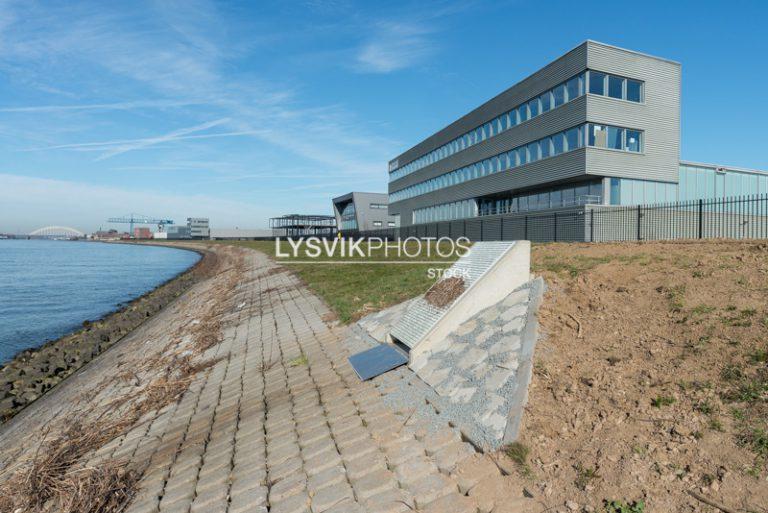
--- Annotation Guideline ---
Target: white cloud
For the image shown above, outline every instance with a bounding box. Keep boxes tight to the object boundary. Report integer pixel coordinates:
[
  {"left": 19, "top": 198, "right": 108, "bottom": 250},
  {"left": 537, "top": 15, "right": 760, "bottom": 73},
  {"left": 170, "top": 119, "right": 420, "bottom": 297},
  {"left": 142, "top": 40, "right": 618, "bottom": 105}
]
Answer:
[
  {"left": 356, "top": 21, "right": 435, "bottom": 73},
  {"left": 0, "top": 99, "right": 206, "bottom": 113}
]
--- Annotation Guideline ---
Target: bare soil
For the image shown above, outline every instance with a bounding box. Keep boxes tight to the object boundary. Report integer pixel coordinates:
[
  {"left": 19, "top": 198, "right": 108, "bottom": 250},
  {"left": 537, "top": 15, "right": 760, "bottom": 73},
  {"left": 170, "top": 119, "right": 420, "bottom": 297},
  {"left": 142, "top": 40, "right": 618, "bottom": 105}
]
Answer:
[
  {"left": 503, "top": 241, "right": 768, "bottom": 513},
  {"left": 425, "top": 276, "right": 466, "bottom": 308}
]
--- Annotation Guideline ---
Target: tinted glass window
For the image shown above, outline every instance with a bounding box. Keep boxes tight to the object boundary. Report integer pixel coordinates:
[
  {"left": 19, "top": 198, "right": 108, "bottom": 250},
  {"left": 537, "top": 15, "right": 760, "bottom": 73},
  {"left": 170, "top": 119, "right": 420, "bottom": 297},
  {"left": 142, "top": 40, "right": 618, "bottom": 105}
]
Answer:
[
  {"left": 528, "top": 98, "right": 539, "bottom": 118},
  {"left": 606, "top": 126, "right": 623, "bottom": 149},
  {"left": 553, "top": 133, "right": 565, "bottom": 155},
  {"left": 518, "top": 147, "right": 528, "bottom": 166},
  {"left": 550, "top": 189, "right": 562, "bottom": 207},
  {"left": 608, "top": 75, "right": 624, "bottom": 99},
  {"left": 625, "top": 129, "right": 641, "bottom": 152},
  {"left": 589, "top": 71, "right": 605, "bottom": 95},
  {"left": 566, "top": 76, "right": 580, "bottom": 100},
  {"left": 518, "top": 105, "right": 529, "bottom": 123},
  {"left": 540, "top": 137, "right": 552, "bottom": 158},
  {"left": 540, "top": 92, "right": 551, "bottom": 113},
  {"left": 588, "top": 124, "right": 605, "bottom": 147},
  {"left": 528, "top": 142, "right": 540, "bottom": 162},
  {"left": 565, "top": 127, "right": 580, "bottom": 150},
  {"left": 627, "top": 80, "right": 642, "bottom": 102},
  {"left": 553, "top": 85, "right": 566, "bottom": 107}
]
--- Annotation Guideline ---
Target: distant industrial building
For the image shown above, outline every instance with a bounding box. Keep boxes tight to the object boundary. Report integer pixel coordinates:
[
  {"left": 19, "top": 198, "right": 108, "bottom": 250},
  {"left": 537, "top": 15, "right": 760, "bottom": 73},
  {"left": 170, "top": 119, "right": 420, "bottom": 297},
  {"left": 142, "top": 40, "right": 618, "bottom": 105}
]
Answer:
[
  {"left": 332, "top": 192, "right": 399, "bottom": 233},
  {"left": 209, "top": 228, "right": 272, "bottom": 240},
  {"left": 187, "top": 218, "right": 210, "bottom": 239},
  {"left": 133, "top": 227, "right": 152, "bottom": 239},
  {"left": 166, "top": 225, "right": 191, "bottom": 239},
  {"left": 269, "top": 214, "right": 336, "bottom": 237}
]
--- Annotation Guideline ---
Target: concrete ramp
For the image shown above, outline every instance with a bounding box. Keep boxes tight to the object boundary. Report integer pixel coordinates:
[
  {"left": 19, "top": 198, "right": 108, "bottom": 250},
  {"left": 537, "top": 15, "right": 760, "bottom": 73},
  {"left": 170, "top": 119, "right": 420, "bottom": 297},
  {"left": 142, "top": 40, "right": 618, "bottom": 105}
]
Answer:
[{"left": 389, "top": 241, "right": 530, "bottom": 363}]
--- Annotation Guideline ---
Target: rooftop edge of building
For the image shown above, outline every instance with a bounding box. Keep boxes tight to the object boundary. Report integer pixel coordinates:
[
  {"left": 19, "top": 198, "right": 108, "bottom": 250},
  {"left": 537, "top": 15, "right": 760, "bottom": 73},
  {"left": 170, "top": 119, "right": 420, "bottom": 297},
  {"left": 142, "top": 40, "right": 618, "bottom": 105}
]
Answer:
[{"left": 388, "top": 40, "right": 680, "bottom": 170}]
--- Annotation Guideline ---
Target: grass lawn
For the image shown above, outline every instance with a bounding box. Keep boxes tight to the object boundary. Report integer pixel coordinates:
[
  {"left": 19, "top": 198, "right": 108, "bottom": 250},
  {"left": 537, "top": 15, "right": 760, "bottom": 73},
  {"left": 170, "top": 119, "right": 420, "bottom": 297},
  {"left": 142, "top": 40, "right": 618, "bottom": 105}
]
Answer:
[{"left": 214, "top": 240, "right": 460, "bottom": 323}]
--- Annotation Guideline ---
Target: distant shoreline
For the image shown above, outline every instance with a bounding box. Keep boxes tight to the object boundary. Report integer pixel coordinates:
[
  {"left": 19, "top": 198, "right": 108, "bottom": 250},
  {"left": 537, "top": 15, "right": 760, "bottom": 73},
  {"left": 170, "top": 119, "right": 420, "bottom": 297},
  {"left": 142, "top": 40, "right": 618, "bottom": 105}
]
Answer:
[{"left": 0, "top": 242, "right": 213, "bottom": 423}]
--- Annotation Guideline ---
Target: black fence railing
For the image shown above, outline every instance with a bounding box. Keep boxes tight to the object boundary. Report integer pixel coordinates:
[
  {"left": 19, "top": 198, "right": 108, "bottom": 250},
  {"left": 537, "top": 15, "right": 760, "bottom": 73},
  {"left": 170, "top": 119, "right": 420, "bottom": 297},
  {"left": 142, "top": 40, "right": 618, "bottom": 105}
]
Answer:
[{"left": 345, "top": 194, "right": 768, "bottom": 243}]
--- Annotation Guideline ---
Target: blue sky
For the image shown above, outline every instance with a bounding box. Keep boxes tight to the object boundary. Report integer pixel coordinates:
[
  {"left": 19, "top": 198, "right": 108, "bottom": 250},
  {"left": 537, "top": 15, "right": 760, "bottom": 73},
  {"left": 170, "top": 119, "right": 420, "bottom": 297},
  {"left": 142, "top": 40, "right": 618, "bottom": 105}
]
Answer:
[{"left": 1, "top": 0, "right": 767, "bottom": 233}]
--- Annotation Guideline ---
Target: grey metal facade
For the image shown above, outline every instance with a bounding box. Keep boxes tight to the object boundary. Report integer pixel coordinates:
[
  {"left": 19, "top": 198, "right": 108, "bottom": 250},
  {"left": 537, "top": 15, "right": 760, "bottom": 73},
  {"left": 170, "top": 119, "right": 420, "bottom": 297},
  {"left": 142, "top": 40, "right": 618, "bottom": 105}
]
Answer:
[
  {"left": 332, "top": 192, "right": 399, "bottom": 232},
  {"left": 388, "top": 41, "right": 681, "bottom": 227}
]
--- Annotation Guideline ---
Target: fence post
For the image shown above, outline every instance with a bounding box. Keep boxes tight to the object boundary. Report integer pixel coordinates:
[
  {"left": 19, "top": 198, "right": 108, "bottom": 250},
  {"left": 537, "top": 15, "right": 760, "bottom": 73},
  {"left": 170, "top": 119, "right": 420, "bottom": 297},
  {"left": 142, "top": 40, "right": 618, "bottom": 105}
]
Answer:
[
  {"left": 500, "top": 217, "right": 504, "bottom": 240},
  {"left": 636, "top": 205, "right": 642, "bottom": 241},
  {"left": 698, "top": 199, "right": 704, "bottom": 239},
  {"left": 553, "top": 212, "right": 558, "bottom": 242},
  {"left": 590, "top": 209, "right": 594, "bottom": 242},
  {"left": 524, "top": 216, "right": 528, "bottom": 240},
  {"left": 480, "top": 219, "right": 484, "bottom": 241}
]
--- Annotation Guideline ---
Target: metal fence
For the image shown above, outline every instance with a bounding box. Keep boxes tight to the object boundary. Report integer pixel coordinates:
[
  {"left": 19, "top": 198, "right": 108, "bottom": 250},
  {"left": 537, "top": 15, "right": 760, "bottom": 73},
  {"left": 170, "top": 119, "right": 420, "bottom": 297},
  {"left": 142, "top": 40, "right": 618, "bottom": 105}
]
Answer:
[{"left": 347, "top": 194, "right": 768, "bottom": 242}]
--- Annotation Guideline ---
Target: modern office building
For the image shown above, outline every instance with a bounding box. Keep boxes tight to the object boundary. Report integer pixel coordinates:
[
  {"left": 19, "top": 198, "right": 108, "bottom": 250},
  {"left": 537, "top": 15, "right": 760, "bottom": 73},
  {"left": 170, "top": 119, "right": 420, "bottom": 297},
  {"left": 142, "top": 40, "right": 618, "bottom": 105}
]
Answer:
[
  {"left": 187, "top": 217, "right": 210, "bottom": 239},
  {"left": 387, "top": 40, "right": 768, "bottom": 227},
  {"left": 332, "top": 192, "right": 399, "bottom": 232},
  {"left": 269, "top": 214, "right": 337, "bottom": 237}
]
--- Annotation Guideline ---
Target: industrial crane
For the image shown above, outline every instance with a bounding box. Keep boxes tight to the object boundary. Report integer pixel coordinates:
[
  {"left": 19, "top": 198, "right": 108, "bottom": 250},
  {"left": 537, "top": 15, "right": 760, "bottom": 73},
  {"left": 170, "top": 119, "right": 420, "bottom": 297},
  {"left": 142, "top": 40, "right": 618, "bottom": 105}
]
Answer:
[{"left": 107, "top": 214, "right": 174, "bottom": 234}]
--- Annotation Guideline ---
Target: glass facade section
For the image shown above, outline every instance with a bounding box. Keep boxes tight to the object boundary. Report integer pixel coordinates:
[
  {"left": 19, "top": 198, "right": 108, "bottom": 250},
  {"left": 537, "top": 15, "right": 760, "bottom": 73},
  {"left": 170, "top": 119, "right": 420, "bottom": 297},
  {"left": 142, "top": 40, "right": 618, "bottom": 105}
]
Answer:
[
  {"left": 339, "top": 202, "right": 358, "bottom": 230},
  {"left": 588, "top": 70, "right": 643, "bottom": 103},
  {"left": 390, "top": 122, "right": 642, "bottom": 204},
  {"left": 587, "top": 123, "right": 643, "bottom": 153},
  {"left": 388, "top": 71, "right": 597, "bottom": 182},
  {"left": 412, "top": 199, "right": 477, "bottom": 224},
  {"left": 390, "top": 69, "right": 643, "bottom": 183},
  {"left": 477, "top": 180, "right": 603, "bottom": 216},
  {"left": 589, "top": 71, "right": 606, "bottom": 95}
]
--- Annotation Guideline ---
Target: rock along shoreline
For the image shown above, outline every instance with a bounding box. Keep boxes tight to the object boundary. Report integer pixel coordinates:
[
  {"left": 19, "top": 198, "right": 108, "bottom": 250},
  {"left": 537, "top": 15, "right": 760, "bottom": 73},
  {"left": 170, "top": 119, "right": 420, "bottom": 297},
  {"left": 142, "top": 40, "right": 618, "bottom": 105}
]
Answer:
[{"left": 0, "top": 242, "right": 216, "bottom": 423}]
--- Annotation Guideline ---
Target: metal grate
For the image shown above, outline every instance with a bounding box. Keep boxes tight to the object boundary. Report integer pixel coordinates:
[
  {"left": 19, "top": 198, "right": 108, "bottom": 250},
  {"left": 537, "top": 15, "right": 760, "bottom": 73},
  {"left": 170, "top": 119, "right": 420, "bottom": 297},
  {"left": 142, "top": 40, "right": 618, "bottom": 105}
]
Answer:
[{"left": 390, "top": 241, "right": 518, "bottom": 349}]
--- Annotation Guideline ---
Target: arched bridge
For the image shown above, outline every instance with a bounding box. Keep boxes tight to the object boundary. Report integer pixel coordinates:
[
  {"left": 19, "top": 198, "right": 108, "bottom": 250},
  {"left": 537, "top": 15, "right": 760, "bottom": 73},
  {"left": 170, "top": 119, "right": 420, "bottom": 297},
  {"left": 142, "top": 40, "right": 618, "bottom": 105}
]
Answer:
[{"left": 28, "top": 226, "right": 85, "bottom": 239}]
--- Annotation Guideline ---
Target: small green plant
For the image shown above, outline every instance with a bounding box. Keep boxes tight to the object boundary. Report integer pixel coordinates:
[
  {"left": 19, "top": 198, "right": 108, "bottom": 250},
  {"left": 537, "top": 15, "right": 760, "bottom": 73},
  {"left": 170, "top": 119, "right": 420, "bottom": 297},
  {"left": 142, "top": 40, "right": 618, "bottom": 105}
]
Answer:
[
  {"left": 574, "top": 464, "right": 600, "bottom": 490},
  {"left": 604, "top": 500, "right": 645, "bottom": 513},
  {"left": 690, "top": 304, "right": 715, "bottom": 316},
  {"left": 651, "top": 395, "right": 676, "bottom": 408},
  {"left": 503, "top": 442, "right": 532, "bottom": 477},
  {"left": 695, "top": 400, "right": 715, "bottom": 415},
  {"left": 662, "top": 285, "right": 686, "bottom": 312},
  {"left": 709, "top": 418, "right": 724, "bottom": 432},
  {"left": 288, "top": 353, "right": 308, "bottom": 367},
  {"left": 721, "top": 364, "right": 743, "bottom": 382},
  {"left": 749, "top": 348, "right": 768, "bottom": 363}
]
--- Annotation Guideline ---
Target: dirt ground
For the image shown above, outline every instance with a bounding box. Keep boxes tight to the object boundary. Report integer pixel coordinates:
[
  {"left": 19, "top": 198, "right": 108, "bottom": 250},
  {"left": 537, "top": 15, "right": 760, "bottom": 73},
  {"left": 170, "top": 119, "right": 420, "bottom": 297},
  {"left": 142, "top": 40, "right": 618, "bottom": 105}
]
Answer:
[{"left": 505, "top": 241, "right": 768, "bottom": 512}]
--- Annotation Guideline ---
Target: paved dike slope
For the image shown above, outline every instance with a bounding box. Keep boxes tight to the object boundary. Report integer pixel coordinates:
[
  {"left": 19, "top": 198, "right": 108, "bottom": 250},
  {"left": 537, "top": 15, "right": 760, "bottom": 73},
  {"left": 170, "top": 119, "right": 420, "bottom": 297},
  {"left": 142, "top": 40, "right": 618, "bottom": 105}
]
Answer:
[{"left": 0, "top": 244, "right": 533, "bottom": 513}]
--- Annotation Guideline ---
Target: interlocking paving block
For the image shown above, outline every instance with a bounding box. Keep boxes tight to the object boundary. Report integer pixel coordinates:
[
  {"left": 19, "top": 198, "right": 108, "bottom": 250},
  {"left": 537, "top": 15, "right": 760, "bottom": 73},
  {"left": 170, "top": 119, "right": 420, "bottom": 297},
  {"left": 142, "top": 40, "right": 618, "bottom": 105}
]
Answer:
[
  {"left": 410, "top": 474, "right": 456, "bottom": 509},
  {"left": 450, "top": 454, "right": 500, "bottom": 494},
  {"left": 310, "top": 482, "right": 354, "bottom": 513},
  {"left": 421, "top": 492, "right": 477, "bottom": 513},
  {"left": 348, "top": 344, "right": 408, "bottom": 381}
]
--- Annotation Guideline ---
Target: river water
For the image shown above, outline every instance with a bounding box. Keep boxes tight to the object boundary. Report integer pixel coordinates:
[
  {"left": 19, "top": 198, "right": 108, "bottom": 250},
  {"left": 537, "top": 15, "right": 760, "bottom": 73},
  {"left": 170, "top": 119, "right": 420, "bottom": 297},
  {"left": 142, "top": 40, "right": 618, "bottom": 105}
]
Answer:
[{"left": 0, "top": 240, "right": 200, "bottom": 363}]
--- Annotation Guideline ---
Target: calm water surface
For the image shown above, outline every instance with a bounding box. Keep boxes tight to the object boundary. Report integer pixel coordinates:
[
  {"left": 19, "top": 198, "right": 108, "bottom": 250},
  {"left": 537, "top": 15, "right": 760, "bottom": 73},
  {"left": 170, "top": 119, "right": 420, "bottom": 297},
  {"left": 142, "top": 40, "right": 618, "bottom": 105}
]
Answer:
[{"left": 0, "top": 240, "right": 200, "bottom": 363}]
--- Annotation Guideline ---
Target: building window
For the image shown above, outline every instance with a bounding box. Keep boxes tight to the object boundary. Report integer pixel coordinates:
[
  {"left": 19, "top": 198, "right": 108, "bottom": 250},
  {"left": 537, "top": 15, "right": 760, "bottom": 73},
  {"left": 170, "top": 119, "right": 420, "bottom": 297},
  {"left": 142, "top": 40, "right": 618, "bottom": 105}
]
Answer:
[
  {"left": 388, "top": 69, "right": 641, "bottom": 183},
  {"left": 373, "top": 221, "right": 382, "bottom": 227},
  {"left": 587, "top": 123, "right": 642, "bottom": 153},
  {"left": 589, "top": 71, "right": 606, "bottom": 95},
  {"left": 552, "top": 84, "right": 566, "bottom": 107},
  {"left": 369, "top": 203, "right": 388, "bottom": 209},
  {"left": 540, "top": 92, "right": 551, "bottom": 113},
  {"left": 566, "top": 75, "right": 581, "bottom": 101},
  {"left": 606, "top": 126, "right": 623, "bottom": 149},
  {"left": 625, "top": 130, "right": 641, "bottom": 152},
  {"left": 387, "top": 221, "right": 395, "bottom": 227},
  {"left": 608, "top": 75, "right": 624, "bottom": 99}
]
